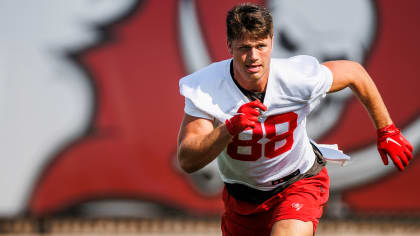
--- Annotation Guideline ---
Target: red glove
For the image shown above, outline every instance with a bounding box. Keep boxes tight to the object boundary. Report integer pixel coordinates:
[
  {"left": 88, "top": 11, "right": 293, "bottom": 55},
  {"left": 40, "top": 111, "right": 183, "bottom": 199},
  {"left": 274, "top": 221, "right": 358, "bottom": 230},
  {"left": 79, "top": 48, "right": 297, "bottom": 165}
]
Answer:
[
  {"left": 225, "top": 100, "right": 267, "bottom": 136},
  {"left": 377, "top": 123, "right": 414, "bottom": 171}
]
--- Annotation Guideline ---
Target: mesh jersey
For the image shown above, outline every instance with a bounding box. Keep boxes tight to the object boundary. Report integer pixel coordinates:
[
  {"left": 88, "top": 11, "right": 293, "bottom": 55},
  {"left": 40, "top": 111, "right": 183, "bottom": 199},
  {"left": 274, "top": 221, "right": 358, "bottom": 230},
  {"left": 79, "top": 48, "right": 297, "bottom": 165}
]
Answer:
[{"left": 179, "top": 55, "right": 333, "bottom": 191}]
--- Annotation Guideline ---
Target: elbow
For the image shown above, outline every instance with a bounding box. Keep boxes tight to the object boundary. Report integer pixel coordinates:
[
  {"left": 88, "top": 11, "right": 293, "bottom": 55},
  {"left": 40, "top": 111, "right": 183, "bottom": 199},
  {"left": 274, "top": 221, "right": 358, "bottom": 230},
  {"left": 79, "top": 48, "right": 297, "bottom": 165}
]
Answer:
[
  {"left": 349, "top": 62, "right": 371, "bottom": 89},
  {"left": 179, "top": 161, "right": 196, "bottom": 174},
  {"left": 177, "top": 151, "right": 199, "bottom": 174}
]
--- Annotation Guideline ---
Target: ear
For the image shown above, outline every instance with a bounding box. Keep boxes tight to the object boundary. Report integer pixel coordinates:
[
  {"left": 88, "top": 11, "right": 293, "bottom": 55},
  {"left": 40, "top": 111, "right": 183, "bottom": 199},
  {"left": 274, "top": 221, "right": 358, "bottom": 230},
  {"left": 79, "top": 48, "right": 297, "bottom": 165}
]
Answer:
[{"left": 227, "top": 41, "right": 233, "bottom": 55}]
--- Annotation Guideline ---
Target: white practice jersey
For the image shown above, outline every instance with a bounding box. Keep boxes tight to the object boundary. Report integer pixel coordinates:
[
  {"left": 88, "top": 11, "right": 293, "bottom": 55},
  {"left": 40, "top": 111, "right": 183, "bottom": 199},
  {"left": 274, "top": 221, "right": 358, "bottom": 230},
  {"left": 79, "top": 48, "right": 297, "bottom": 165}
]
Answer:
[{"left": 179, "top": 55, "right": 333, "bottom": 191}]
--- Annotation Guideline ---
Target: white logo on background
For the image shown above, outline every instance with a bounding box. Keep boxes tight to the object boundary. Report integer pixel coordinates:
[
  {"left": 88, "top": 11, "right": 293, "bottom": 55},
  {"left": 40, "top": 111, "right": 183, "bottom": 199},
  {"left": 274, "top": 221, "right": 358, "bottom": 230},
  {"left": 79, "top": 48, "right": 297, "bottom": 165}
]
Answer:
[{"left": 0, "top": 0, "right": 137, "bottom": 217}]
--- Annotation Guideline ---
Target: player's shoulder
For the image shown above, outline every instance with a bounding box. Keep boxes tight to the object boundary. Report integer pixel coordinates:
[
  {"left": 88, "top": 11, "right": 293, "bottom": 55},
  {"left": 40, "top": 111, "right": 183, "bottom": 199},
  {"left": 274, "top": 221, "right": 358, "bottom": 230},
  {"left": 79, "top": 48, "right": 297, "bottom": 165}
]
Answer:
[
  {"left": 271, "top": 55, "right": 323, "bottom": 77},
  {"left": 179, "top": 59, "right": 230, "bottom": 87},
  {"left": 269, "top": 55, "right": 331, "bottom": 101},
  {"left": 179, "top": 59, "right": 238, "bottom": 121}
]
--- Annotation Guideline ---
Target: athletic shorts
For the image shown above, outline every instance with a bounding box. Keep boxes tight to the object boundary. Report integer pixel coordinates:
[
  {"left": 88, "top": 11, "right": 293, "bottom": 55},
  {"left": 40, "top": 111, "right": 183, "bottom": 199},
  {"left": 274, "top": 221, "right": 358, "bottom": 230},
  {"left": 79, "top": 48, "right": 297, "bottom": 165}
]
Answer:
[{"left": 221, "top": 167, "right": 330, "bottom": 236}]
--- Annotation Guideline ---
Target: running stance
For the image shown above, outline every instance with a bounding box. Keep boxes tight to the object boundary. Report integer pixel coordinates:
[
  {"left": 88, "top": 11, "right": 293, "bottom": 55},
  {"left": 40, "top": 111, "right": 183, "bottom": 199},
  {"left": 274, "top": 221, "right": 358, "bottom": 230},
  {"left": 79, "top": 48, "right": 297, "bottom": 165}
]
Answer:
[{"left": 177, "top": 3, "right": 413, "bottom": 236}]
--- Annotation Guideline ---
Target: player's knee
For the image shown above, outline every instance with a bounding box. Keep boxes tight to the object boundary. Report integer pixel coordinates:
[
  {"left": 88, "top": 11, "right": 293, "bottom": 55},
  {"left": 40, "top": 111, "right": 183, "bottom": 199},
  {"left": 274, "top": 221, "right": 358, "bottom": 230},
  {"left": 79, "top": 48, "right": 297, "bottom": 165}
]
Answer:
[{"left": 271, "top": 219, "right": 313, "bottom": 236}]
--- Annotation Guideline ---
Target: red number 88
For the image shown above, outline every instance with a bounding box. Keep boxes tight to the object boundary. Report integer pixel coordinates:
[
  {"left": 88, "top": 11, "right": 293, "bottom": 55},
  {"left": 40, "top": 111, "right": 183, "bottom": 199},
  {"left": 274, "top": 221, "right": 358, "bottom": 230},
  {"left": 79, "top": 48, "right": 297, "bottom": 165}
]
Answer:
[{"left": 226, "top": 112, "right": 298, "bottom": 161}]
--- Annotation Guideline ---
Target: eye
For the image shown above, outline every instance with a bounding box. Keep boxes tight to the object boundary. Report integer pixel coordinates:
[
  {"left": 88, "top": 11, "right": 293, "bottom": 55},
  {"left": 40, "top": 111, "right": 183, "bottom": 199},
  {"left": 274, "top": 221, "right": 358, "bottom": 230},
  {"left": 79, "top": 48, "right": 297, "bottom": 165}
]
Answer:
[
  {"left": 257, "top": 44, "right": 266, "bottom": 49},
  {"left": 278, "top": 30, "right": 298, "bottom": 52}
]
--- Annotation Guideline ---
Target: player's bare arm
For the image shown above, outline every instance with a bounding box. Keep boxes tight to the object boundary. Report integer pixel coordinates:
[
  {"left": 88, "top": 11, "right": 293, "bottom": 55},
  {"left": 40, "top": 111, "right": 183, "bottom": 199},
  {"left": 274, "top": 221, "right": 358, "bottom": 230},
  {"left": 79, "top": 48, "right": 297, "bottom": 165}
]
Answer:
[
  {"left": 177, "top": 114, "right": 233, "bottom": 173},
  {"left": 324, "top": 60, "right": 413, "bottom": 171},
  {"left": 324, "top": 60, "right": 392, "bottom": 129},
  {"left": 178, "top": 99, "right": 267, "bottom": 173}
]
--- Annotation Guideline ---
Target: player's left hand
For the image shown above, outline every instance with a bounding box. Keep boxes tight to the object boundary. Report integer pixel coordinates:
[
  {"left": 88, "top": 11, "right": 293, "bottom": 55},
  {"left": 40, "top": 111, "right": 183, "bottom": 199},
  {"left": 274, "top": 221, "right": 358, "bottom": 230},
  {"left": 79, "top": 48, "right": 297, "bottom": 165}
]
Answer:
[{"left": 377, "top": 123, "right": 414, "bottom": 171}]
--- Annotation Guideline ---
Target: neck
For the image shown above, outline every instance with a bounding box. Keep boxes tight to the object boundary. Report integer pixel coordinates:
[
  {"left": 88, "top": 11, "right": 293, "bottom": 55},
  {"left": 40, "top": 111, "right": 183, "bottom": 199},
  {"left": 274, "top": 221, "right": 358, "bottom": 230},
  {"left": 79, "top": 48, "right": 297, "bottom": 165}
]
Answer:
[{"left": 232, "top": 65, "right": 268, "bottom": 93}]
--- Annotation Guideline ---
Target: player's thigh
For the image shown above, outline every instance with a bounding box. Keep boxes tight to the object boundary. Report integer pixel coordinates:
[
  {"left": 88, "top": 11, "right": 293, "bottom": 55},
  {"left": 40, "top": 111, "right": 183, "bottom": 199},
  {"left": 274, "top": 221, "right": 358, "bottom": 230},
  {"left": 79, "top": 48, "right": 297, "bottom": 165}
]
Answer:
[{"left": 270, "top": 219, "right": 313, "bottom": 236}]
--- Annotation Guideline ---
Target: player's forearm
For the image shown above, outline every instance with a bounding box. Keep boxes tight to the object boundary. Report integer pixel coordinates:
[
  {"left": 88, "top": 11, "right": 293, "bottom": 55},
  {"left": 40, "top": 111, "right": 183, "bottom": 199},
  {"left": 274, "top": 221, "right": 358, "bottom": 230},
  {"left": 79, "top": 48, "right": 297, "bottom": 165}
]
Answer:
[
  {"left": 325, "top": 60, "right": 392, "bottom": 129},
  {"left": 348, "top": 64, "right": 393, "bottom": 129},
  {"left": 177, "top": 124, "right": 232, "bottom": 173}
]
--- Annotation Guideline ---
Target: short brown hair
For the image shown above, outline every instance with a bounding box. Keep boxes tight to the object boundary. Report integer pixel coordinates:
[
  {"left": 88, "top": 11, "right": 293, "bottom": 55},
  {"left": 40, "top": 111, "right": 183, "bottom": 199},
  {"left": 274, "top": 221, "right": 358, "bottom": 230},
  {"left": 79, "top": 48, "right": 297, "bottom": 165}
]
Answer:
[{"left": 226, "top": 3, "right": 273, "bottom": 44}]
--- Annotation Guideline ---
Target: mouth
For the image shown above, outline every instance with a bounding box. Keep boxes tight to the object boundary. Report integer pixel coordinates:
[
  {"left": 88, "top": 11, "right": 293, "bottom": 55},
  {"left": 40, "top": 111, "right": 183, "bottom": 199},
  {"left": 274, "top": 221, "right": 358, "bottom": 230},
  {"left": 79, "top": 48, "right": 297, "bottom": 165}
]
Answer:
[{"left": 246, "top": 64, "right": 262, "bottom": 73}]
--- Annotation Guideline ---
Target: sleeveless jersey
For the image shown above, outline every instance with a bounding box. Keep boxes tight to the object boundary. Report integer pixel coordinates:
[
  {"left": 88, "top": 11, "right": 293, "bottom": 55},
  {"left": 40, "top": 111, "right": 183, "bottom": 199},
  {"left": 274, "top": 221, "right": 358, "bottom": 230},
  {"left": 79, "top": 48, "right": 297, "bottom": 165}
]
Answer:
[{"left": 179, "top": 55, "right": 333, "bottom": 191}]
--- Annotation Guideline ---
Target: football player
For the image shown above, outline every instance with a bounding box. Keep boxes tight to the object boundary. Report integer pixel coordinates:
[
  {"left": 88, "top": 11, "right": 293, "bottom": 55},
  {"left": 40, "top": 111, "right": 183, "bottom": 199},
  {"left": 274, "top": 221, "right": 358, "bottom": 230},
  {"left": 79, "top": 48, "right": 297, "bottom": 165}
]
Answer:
[{"left": 177, "top": 3, "right": 413, "bottom": 236}]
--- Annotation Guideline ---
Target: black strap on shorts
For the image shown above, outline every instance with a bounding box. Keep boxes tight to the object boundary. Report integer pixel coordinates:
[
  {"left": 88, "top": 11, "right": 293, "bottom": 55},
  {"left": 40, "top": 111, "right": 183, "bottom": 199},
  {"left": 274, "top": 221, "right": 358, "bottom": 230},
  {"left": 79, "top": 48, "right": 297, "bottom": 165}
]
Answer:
[{"left": 225, "top": 143, "right": 326, "bottom": 204}]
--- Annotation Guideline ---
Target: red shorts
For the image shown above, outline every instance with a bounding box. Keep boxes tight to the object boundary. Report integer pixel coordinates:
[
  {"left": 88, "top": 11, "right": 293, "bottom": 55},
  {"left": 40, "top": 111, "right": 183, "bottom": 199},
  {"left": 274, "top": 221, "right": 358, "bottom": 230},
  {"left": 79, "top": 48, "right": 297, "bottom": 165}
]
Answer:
[{"left": 221, "top": 167, "right": 330, "bottom": 236}]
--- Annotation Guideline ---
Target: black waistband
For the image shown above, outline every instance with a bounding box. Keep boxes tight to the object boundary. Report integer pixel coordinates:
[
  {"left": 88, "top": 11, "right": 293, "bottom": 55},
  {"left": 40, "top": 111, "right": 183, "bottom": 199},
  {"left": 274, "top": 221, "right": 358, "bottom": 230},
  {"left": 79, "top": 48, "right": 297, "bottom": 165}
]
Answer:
[{"left": 225, "top": 144, "right": 326, "bottom": 204}]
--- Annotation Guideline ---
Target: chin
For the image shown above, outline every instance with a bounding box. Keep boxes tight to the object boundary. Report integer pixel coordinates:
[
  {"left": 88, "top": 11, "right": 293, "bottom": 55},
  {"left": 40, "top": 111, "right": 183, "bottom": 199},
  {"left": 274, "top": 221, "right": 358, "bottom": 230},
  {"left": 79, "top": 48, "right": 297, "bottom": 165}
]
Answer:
[{"left": 250, "top": 71, "right": 265, "bottom": 80}]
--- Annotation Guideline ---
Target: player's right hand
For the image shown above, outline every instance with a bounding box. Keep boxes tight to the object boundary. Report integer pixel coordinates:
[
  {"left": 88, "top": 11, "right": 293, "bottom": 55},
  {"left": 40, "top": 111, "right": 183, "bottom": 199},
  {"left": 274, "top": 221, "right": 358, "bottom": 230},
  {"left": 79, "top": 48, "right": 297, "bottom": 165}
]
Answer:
[
  {"left": 377, "top": 123, "right": 414, "bottom": 171},
  {"left": 225, "top": 100, "right": 267, "bottom": 136}
]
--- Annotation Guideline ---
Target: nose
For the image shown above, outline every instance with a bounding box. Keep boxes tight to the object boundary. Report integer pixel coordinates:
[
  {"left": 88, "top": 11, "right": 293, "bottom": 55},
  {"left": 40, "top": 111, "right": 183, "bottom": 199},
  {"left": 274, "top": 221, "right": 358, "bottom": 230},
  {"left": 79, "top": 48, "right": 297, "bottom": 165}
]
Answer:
[{"left": 248, "top": 48, "right": 258, "bottom": 61}]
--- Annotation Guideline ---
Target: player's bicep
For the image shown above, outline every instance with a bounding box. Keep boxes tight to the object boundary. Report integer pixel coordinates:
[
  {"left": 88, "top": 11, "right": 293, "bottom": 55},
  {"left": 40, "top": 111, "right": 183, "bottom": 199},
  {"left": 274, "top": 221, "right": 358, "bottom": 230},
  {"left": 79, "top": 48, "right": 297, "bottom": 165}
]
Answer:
[
  {"left": 323, "top": 60, "right": 363, "bottom": 93},
  {"left": 177, "top": 113, "right": 214, "bottom": 147}
]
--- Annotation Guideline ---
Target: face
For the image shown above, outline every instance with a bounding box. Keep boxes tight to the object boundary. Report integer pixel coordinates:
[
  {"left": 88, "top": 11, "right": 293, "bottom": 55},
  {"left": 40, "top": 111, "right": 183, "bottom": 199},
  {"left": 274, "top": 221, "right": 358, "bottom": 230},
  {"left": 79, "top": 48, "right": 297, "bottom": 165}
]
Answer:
[{"left": 229, "top": 35, "right": 273, "bottom": 91}]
